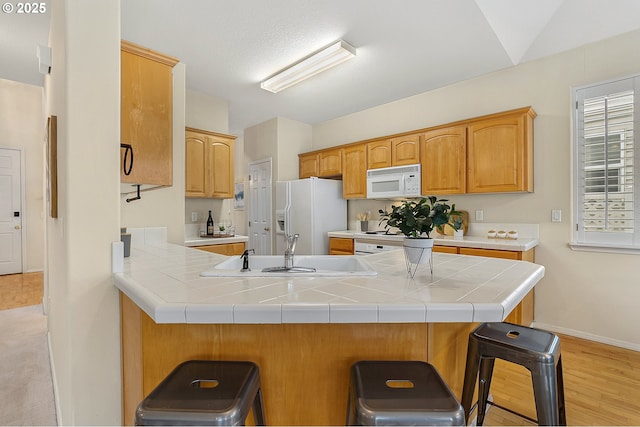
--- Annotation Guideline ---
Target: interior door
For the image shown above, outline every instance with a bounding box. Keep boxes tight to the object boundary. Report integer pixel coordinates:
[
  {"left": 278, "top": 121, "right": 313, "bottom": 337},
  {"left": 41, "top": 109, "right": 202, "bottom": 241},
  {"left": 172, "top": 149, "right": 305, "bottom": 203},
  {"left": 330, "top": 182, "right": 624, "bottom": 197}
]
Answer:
[
  {"left": 0, "top": 148, "right": 22, "bottom": 275},
  {"left": 248, "top": 159, "right": 272, "bottom": 255}
]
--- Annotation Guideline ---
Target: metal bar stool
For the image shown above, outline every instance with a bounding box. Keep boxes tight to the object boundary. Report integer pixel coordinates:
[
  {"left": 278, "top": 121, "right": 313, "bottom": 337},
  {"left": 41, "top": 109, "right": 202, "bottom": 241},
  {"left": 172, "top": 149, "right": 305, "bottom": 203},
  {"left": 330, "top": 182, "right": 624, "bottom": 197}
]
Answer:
[
  {"left": 135, "top": 360, "right": 266, "bottom": 426},
  {"left": 346, "top": 360, "right": 465, "bottom": 426},
  {"left": 461, "top": 322, "right": 567, "bottom": 426}
]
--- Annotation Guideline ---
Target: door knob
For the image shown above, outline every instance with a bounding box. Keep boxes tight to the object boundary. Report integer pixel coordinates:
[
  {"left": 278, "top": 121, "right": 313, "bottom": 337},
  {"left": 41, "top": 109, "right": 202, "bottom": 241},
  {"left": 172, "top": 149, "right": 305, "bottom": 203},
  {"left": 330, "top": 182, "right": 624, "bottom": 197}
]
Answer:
[
  {"left": 15, "top": 225, "right": 20, "bottom": 230},
  {"left": 264, "top": 227, "right": 270, "bottom": 231}
]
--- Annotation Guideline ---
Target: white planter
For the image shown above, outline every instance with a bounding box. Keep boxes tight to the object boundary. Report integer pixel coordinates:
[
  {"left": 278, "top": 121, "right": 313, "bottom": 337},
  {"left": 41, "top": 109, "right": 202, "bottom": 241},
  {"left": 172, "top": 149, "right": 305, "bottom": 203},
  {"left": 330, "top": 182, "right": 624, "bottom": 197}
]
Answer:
[
  {"left": 403, "top": 237, "right": 434, "bottom": 265},
  {"left": 453, "top": 229, "right": 464, "bottom": 239}
]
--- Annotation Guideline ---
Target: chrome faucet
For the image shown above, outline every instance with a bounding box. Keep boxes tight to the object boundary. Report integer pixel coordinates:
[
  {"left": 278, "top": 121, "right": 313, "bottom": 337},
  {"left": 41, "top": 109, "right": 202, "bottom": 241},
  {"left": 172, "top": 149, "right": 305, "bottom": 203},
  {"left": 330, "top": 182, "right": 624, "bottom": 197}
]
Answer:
[
  {"left": 284, "top": 233, "right": 299, "bottom": 269},
  {"left": 240, "top": 249, "right": 255, "bottom": 272}
]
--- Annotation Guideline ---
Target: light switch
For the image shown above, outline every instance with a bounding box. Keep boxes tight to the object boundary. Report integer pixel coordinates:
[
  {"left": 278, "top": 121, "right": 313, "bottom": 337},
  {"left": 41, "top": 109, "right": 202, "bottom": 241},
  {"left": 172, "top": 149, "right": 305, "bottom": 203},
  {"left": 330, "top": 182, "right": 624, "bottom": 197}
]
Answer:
[
  {"left": 191, "top": 212, "right": 198, "bottom": 222},
  {"left": 475, "top": 210, "right": 484, "bottom": 221},
  {"left": 552, "top": 209, "right": 562, "bottom": 222}
]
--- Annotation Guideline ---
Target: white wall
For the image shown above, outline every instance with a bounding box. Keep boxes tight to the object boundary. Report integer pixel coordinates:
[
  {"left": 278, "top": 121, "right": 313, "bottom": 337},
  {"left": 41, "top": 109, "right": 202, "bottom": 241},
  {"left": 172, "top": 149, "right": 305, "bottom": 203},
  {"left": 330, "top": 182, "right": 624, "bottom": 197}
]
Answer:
[
  {"left": 313, "top": 30, "right": 640, "bottom": 350},
  {"left": 46, "top": 0, "right": 122, "bottom": 424},
  {"left": 0, "top": 79, "right": 44, "bottom": 272},
  {"left": 120, "top": 63, "right": 186, "bottom": 245}
]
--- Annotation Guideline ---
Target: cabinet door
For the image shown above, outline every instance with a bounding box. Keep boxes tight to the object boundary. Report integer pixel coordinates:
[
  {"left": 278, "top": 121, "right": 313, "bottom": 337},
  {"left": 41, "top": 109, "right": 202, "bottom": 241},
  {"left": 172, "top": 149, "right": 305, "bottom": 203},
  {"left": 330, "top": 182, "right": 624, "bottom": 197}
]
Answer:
[
  {"left": 467, "top": 108, "right": 534, "bottom": 193},
  {"left": 207, "top": 136, "right": 234, "bottom": 198},
  {"left": 421, "top": 126, "right": 466, "bottom": 194},
  {"left": 185, "top": 131, "right": 207, "bottom": 197},
  {"left": 121, "top": 43, "right": 177, "bottom": 186},
  {"left": 433, "top": 245, "right": 458, "bottom": 254},
  {"left": 299, "top": 153, "right": 319, "bottom": 178},
  {"left": 367, "top": 140, "right": 392, "bottom": 169},
  {"left": 195, "top": 242, "right": 246, "bottom": 256},
  {"left": 329, "top": 237, "right": 354, "bottom": 255},
  {"left": 342, "top": 144, "right": 367, "bottom": 199},
  {"left": 391, "top": 134, "right": 420, "bottom": 166},
  {"left": 318, "top": 148, "right": 342, "bottom": 177}
]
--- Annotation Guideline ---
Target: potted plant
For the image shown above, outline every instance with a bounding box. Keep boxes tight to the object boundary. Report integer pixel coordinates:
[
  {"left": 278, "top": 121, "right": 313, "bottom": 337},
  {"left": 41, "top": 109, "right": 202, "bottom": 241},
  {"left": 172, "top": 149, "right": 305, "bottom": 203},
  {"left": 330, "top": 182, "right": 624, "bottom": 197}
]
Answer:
[{"left": 379, "top": 196, "right": 454, "bottom": 265}]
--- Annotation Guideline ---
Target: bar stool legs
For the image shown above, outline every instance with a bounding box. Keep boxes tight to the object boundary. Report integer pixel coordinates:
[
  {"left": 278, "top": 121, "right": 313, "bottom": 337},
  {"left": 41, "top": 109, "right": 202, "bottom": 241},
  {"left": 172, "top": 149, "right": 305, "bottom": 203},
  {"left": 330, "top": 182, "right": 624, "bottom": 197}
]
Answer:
[{"left": 461, "top": 322, "right": 567, "bottom": 426}]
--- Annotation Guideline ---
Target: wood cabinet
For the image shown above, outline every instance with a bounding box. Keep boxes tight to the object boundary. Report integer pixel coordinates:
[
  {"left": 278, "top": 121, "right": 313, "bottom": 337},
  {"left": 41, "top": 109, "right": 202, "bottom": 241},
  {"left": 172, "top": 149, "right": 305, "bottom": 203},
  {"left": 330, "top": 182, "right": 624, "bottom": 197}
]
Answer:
[
  {"left": 391, "top": 134, "right": 420, "bottom": 166},
  {"left": 329, "top": 237, "right": 354, "bottom": 255},
  {"left": 367, "top": 140, "right": 392, "bottom": 169},
  {"left": 121, "top": 41, "right": 178, "bottom": 186},
  {"left": 193, "top": 242, "right": 245, "bottom": 256},
  {"left": 367, "top": 134, "right": 420, "bottom": 170},
  {"left": 318, "top": 148, "right": 342, "bottom": 177},
  {"left": 342, "top": 144, "right": 368, "bottom": 199},
  {"left": 185, "top": 128, "right": 236, "bottom": 198},
  {"left": 421, "top": 126, "right": 467, "bottom": 195},
  {"left": 299, "top": 152, "right": 319, "bottom": 179},
  {"left": 467, "top": 107, "right": 535, "bottom": 193}
]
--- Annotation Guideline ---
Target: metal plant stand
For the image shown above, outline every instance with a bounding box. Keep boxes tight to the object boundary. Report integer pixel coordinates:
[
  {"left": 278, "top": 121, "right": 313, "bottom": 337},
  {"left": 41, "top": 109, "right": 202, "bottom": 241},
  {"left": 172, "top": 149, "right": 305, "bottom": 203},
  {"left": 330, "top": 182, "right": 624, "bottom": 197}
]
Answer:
[{"left": 404, "top": 246, "right": 433, "bottom": 278}]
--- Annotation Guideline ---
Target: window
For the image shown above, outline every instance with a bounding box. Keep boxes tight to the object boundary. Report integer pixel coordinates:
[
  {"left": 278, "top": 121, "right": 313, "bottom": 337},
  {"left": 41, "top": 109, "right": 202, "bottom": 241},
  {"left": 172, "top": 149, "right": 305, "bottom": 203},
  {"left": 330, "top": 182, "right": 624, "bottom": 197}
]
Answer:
[{"left": 573, "top": 74, "right": 640, "bottom": 253}]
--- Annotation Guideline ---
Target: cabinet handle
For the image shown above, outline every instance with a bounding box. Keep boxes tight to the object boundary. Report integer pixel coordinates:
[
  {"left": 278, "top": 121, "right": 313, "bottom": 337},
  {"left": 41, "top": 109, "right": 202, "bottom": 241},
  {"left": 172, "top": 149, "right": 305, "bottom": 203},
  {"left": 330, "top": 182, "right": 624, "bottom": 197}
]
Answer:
[
  {"left": 121, "top": 143, "right": 134, "bottom": 175},
  {"left": 264, "top": 227, "right": 270, "bottom": 232}
]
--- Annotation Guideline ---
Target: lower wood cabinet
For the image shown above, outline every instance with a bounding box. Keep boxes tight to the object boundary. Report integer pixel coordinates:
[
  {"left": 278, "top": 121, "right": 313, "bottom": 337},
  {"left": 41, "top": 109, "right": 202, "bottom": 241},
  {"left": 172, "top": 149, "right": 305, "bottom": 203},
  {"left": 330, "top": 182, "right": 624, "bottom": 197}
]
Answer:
[
  {"left": 329, "top": 237, "right": 354, "bottom": 255},
  {"left": 193, "top": 242, "right": 245, "bottom": 256}
]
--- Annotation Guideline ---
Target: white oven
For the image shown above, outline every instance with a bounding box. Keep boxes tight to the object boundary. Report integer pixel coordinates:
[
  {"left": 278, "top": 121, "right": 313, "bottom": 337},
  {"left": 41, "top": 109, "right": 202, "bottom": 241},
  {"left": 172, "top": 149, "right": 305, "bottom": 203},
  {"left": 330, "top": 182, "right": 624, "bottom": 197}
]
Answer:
[{"left": 366, "top": 164, "right": 421, "bottom": 199}]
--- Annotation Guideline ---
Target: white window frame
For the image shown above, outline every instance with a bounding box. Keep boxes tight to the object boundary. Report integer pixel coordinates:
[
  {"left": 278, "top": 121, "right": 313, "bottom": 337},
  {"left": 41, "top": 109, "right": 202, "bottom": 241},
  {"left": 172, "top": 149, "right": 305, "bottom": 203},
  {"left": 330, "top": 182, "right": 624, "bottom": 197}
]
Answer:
[{"left": 571, "top": 73, "right": 640, "bottom": 254}]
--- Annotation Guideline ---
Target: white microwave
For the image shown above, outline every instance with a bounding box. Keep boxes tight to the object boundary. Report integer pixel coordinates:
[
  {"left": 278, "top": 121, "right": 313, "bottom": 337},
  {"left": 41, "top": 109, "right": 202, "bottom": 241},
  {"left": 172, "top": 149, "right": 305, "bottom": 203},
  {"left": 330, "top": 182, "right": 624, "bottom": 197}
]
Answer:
[{"left": 366, "top": 164, "right": 421, "bottom": 199}]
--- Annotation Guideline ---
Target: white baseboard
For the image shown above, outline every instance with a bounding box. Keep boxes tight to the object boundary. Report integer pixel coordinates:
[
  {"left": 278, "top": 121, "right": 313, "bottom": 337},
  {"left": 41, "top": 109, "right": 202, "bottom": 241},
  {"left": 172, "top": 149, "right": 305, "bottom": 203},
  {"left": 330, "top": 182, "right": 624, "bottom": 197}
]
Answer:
[
  {"left": 47, "top": 331, "right": 62, "bottom": 426},
  {"left": 531, "top": 321, "right": 640, "bottom": 352}
]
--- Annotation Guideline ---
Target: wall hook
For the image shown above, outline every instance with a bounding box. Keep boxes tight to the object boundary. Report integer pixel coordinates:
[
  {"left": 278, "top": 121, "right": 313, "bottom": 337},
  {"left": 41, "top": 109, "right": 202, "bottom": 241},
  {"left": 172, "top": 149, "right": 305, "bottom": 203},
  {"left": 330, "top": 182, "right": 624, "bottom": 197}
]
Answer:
[{"left": 126, "top": 184, "right": 141, "bottom": 203}]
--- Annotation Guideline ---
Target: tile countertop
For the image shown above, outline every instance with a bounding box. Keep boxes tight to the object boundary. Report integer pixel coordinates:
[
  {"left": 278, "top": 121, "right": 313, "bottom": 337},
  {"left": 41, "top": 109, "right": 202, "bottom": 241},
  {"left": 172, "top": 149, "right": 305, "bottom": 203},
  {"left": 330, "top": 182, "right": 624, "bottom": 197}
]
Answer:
[
  {"left": 184, "top": 235, "right": 249, "bottom": 247},
  {"left": 112, "top": 241, "right": 544, "bottom": 325},
  {"left": 330, "top": 223, "right": 539, "bottom": 252}
]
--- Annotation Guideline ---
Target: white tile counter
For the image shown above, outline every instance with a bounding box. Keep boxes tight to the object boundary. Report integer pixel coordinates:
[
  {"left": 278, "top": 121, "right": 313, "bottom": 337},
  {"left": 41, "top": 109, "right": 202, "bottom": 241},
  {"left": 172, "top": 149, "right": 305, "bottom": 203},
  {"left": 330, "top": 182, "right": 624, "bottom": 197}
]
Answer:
[
  {"left": 330, "top": 226, "right": 539, "bottom": 252},
  {"left": 112, "top": 241, "right": 544, "bottom": 324},
  {"left": 184, "top": 235, "right": 249, "bottom": 247}
]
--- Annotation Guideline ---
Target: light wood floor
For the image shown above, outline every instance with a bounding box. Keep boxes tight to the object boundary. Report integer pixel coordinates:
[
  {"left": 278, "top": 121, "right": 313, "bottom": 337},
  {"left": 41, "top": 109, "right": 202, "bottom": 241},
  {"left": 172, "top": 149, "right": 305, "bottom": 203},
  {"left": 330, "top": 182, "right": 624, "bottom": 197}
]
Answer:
[
  {"left": 0, "top": 272, "right": 43, "bottom": 310},
  {"left": 1, "top": 273, "right": 639, "bottom": 425}
]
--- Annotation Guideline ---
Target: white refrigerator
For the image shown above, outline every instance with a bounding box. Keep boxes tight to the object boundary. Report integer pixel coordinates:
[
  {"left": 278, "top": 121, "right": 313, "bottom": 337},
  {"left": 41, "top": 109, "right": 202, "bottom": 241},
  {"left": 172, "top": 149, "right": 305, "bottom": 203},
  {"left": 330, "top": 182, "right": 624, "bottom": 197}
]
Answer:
[{"left": 275, "top": 177, "right": 347, "bottom": 255}]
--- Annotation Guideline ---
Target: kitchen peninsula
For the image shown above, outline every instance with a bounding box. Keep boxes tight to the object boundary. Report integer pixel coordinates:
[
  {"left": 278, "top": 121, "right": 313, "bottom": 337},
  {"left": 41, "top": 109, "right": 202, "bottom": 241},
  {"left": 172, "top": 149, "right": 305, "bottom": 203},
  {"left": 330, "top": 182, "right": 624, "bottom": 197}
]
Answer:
[{"left": 113, "top": 241, "right": 544, "bottom": 425}]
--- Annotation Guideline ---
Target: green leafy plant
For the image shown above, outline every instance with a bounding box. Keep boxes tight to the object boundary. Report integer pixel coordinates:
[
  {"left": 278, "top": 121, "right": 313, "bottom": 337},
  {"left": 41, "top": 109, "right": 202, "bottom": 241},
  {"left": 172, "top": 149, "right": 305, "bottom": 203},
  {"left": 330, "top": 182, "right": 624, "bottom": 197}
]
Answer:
[
  {"left": 450, "top": 214, "right": 464, "bottom": 231},
  {"left": 378, "top": 196, "right": 454, "bottom": 238}
]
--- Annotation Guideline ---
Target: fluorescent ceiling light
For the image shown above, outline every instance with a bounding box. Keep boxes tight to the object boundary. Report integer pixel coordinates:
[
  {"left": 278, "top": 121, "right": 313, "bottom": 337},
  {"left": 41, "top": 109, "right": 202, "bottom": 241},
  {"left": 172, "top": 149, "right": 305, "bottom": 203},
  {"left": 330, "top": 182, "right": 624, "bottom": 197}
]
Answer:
[{"left": 261, "top": 40, "right": 356, "bottom": 93}]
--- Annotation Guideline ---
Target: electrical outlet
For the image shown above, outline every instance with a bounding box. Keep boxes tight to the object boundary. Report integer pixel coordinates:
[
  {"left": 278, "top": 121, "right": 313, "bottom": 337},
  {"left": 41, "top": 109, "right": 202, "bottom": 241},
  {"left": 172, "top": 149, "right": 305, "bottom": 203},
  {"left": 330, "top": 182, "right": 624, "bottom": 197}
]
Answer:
[
  {"left": 552, "top": 209, "right": 562, "bottom": 222},
  {"left": 475, "top": 210, "right": 484, "bottom": 221},
  {"left": 191, "top": 212, "right": 198, "bottom": 222}
]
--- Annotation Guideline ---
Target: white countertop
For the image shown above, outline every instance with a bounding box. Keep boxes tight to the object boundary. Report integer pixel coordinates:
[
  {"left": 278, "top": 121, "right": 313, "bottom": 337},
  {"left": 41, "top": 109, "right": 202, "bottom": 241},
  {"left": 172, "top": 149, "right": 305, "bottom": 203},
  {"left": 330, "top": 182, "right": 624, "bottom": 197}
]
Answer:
[
  {"left": 329, "top": 230, "right": 539, "bottom": 252},
  {"left": 112, "top": 241, "right": 544, "bottom": 325},
  {"left": 184, "top": 235, "right": 249, "bottom": 247}
]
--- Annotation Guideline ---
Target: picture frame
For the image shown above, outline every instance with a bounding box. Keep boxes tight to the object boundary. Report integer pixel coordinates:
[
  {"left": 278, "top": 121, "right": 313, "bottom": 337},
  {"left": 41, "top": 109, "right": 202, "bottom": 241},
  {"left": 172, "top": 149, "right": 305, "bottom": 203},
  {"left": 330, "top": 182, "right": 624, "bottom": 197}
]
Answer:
[{"left": 234, "top": 181, "right": 244, "bottom": 210}]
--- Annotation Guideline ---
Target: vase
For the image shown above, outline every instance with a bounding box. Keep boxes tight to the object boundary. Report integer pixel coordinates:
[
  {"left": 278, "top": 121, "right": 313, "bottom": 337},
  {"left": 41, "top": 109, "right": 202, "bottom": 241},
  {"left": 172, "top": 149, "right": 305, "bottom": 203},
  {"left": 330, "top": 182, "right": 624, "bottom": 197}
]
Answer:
[{"left": 403, "top": 237, "right": 434, "bottom": 265}]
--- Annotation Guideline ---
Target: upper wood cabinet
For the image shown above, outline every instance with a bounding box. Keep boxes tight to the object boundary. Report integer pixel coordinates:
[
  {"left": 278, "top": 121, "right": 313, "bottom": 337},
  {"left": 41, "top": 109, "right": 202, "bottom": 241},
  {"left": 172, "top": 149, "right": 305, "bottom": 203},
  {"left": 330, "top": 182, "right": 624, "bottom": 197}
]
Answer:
[
  {"left": 185, "top": 127, "right": 236, "bottom": 198},
  {"left": 299, "top": 152, "right": 319, "bottom": 179},
  {"left": 342, "top": 144, "right": 367, "bottom": 199},
  {"left": 367, "top": 135, "right": 420, "bottom": 170},
  {"left": 391, "top": 134, "right": 420, "bottom": 166},
  {"left": 318, "top": 148, "right": 342, "bottom": 177},
  {"left": 121, "top": 41, "right": 178, "bottom": 186},
  {"left": 467, "top": 107, "right": 535, "bottom": 193},
  {"left": 367, "top": 140, "right": 392, "bottom": 169},
  {"left": 421, "top": 126, "right": 467, "bottom": 194}
]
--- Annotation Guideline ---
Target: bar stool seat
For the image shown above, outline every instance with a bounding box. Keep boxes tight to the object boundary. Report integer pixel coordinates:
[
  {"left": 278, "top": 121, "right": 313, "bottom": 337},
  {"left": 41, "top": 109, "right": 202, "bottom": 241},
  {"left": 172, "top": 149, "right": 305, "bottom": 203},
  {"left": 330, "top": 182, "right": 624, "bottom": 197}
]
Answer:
[
  {"left": 461, "top": 322, "right": 566, "bottom": 426},
  {"left": 346, "top": 360, "right": 465, "bottom": 426},
  {"left": 135, "top": 360, "right": 266, "bottom": 426}
]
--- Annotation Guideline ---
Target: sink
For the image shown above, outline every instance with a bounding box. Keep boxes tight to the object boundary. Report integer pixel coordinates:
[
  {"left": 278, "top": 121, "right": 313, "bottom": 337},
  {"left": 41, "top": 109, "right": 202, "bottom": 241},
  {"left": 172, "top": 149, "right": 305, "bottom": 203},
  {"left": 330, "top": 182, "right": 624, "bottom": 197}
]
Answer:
[{"left": 200, "top": 255, "right": 377, "bottom": 277}]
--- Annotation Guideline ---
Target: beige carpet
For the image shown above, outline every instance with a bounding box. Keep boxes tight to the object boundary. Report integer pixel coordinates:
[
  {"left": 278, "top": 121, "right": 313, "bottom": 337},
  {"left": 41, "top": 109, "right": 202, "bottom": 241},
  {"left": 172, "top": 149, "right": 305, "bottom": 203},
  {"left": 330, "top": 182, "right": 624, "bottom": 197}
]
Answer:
[{"left": 0, "top": 304, "right": 57, "bottom": 426}]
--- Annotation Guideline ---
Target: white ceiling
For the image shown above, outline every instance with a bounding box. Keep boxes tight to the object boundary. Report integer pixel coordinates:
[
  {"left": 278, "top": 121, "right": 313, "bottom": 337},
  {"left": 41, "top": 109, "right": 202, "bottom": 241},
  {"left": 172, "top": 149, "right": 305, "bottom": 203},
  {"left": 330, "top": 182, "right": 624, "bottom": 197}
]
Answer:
[{"left": 3, "top": 0, "right": 640, "bottom": 135}]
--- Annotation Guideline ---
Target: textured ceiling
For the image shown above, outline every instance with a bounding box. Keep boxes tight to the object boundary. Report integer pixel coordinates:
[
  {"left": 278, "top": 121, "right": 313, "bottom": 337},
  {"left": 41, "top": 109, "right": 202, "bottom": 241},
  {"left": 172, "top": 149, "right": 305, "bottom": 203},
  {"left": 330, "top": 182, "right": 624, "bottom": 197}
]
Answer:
[{"left": 3, "top": 0, "right": 640, "bottom": 135}]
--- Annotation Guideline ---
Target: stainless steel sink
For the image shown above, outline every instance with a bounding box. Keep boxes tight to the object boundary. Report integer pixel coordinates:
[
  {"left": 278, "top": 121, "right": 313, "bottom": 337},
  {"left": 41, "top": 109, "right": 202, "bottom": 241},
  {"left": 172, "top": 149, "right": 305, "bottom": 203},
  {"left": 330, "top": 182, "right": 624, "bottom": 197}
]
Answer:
[{"left": 200, "top": 255, "right": 377, "bottom": 277}]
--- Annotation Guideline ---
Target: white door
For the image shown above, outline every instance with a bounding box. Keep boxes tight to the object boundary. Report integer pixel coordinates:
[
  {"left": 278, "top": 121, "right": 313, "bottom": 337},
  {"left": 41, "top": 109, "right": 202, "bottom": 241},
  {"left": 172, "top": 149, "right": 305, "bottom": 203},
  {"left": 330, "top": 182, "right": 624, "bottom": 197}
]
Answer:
[
  {"left": 248, "top": 159, "right": 272, "bottom": 255},
  {"left": 0, "top": 148, "right": 23, "bottom": 275}
]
